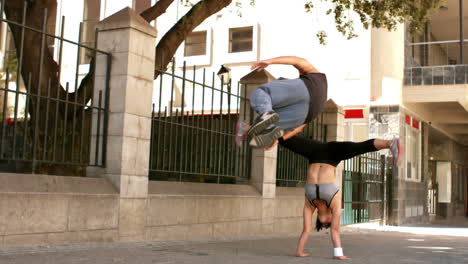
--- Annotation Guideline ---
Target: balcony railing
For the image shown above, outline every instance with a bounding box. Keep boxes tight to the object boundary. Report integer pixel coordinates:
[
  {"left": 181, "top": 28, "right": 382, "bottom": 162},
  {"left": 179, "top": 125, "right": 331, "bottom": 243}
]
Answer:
[
  {"left": 404, "top": 65, "right": 468, "bottom": 86},
  {"left": 406, "top": 40, "right": 468, "bottom": 67}
]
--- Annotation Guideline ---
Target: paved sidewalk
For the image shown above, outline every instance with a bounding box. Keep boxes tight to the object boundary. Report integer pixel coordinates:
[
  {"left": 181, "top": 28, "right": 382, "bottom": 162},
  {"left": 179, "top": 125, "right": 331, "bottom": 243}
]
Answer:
[{"left": 1, "top": 228, "right": 467, "bottom": 264}]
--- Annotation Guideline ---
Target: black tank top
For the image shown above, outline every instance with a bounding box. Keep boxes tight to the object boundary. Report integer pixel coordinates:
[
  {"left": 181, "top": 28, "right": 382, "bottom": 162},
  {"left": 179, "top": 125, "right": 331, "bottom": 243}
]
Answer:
[{"left": 299, "top": 73, "right": 328, "bottom": 124}]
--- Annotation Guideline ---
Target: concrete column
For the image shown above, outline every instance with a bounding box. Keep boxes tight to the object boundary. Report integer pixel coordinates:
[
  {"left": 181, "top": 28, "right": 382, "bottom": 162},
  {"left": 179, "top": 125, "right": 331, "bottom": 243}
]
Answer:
[
  {"left": 94, "top": 7, "right": 156, "bottom": 241},
  {"left": 239, "top": 70, "right": 277, "bottom": 198},
  {"left": 322, "top": 99, "right": 346, "bottom": 187}
]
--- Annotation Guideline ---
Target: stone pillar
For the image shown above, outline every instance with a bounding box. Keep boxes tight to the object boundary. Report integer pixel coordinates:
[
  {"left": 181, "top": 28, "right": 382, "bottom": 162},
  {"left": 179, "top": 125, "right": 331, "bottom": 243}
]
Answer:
[
  {"left": 94, "top": 8, "right": 156, "bottom": 241},
  {"left": 322, "top": 99, "right": 346, "bottom": 187},
  {"left": 239, "top": 70, "right": 277, "bottom": 198}
]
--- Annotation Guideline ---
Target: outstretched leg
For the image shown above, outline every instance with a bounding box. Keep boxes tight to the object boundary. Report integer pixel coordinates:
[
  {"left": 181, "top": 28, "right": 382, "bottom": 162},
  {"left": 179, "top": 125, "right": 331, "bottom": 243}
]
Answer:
[
  {"left": 279, "top": 136, "right": 401, "bottom": 165},
  {"left": 328, "top": 139, "right": 378, "bottom": 162},
  {"left": 328, "top": 138, "right": 400, "bottom": 164}
]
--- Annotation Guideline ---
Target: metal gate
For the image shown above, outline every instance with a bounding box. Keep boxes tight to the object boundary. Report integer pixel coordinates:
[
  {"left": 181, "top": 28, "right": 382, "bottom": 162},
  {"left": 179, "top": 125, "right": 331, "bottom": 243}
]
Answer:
[{"left": 341, "top": 153, "right": 392, "bottom": 225}]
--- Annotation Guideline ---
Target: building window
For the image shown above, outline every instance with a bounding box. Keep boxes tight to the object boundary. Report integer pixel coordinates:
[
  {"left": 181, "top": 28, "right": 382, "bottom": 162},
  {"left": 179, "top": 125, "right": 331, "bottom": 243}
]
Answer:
[
  {"left": 228, "top": 26, "right": 253, "bottom": 53},
  {"left": 406, "top": 124, "right": 421, "bottom": 181},
  {"left": 184, "top": 31, "right": 207, "bottom": 57}
]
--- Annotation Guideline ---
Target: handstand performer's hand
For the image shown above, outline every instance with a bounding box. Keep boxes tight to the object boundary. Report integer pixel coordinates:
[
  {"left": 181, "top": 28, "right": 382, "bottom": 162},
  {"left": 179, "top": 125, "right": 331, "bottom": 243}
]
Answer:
[
  {"left": 251, "top": 60, "right": 270, "bottom": 71},
  {"left": 334, "top": 256, "right": 351, "bottom": 260}
]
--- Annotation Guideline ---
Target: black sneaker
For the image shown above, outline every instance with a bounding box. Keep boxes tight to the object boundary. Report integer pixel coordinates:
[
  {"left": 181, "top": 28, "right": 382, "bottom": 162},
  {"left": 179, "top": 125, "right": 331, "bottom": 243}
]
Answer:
[
  {"left": 249, "top": 126, "right": 284, "bottom": 149},
  {"left": 247, "top": 111, "right": 280, "bottom": 137}
]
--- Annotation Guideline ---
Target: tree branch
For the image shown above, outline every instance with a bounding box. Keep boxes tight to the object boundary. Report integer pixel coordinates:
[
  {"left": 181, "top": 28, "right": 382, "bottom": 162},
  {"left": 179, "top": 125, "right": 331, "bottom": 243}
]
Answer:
[
  {"left": 140, "top": 0, "right": 175, "bottom": 23},
  {"left": 154, "top": 0, "right": 232, "bottom": 79}
]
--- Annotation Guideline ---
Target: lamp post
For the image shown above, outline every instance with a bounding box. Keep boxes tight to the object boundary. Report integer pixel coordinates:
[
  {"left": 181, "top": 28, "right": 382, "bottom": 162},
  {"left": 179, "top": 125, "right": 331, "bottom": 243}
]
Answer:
[
  {"left": 217, "top": 64, "right": 231, "bottom": 85},
  {"left": 217, "top": 64, "right": 232, "bottom": 111}
]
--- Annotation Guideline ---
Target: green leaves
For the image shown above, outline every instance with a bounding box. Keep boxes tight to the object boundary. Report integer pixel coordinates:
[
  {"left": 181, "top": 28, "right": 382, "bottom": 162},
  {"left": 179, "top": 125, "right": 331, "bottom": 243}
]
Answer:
[
  {"left": 304, "top": 0, "right": 443, "bottom": 45},
  {"left": 305, "top": 1, "right": 315, "bottom": 13},
  {"left": 316, "top": 30, "right": 328, "bottom": 45}
]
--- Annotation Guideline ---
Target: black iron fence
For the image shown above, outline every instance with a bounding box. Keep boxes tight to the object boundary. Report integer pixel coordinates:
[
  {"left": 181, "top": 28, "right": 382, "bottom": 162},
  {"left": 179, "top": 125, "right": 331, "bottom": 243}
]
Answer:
[
  {"left": 0, "top": 1, "right": 111, "bottom": 175},
  {"left": 276, "top": 115, "right": 327, "bottom": 187},
  {"left": 149, "top": 62, "right": 253, "bottom": 184},
  {"left": 341, "top": 153, "right": 389, "bottom": 225}
]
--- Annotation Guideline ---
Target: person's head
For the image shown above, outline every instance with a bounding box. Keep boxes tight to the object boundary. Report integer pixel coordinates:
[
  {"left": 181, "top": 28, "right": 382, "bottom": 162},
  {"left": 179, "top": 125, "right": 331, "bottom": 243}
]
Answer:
[{"left": 315, "top": 202, "right": 332, "bottom": 231}]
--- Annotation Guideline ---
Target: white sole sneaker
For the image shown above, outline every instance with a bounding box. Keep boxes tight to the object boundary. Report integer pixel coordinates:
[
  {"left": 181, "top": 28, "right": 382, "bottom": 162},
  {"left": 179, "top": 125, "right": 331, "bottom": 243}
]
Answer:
[
  {"left": 249, "top": 127, "right": 283, "bottom": 149},
  {"left": 247, "top": 111, "right": 279, "bottom": 138}
]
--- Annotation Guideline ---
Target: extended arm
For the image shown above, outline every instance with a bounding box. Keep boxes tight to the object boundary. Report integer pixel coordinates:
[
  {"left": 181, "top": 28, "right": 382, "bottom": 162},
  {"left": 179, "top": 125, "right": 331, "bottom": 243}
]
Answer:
[
  {"left": 330, "top": 195, "right": 350, "bottom": 260},
  {"left": 296, "top": 197, "right": 316, "bottom": 257},
  {"left": 330, "top": 206, "right": 343, "bottom": 248},
  {"left": 251, "top": 56, "right": 319, "bottom": 75}
]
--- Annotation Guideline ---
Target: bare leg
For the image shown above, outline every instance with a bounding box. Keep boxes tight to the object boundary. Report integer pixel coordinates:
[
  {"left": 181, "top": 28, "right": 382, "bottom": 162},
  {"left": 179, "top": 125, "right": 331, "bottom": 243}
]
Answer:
[{"left": 296, "top": 197, "right": 315, "bottom": 257}]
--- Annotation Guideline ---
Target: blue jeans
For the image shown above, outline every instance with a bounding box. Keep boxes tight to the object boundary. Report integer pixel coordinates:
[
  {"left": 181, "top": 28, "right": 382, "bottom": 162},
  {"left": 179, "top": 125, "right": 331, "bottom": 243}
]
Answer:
[{"left": 250, "top": 78, "right": 310, "bottom": 131}]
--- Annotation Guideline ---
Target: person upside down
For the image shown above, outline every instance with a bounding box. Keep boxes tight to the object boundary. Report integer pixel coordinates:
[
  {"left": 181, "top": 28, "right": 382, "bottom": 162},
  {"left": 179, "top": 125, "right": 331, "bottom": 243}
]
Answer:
[{"left": 278, "top": 133, "right": 401, "bottom": 260}]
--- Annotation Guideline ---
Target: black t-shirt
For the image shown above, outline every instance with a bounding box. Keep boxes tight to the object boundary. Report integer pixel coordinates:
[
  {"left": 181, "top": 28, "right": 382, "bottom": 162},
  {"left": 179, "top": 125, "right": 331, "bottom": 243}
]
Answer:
[{"left": 299, "top": 72, "right": 328, "bottom": 123}]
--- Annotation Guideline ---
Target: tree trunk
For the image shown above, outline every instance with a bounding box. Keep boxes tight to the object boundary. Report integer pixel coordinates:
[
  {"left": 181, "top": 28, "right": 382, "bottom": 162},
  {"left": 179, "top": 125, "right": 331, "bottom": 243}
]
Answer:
[
  {"left": 4, "top": 0, "right": 94, "bottom": 175},
  {"left": 154, "top": 0, "right": 232, "bottom": 78}
]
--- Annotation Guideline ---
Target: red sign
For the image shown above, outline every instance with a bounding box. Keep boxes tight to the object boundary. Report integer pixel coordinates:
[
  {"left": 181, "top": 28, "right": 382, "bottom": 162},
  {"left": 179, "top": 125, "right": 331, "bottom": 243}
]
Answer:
[
  {"left": 412, "top": 119, "right": 419, "bottom": 129},
  {"left": 345, "top": 109, "right": 364, "bottom": 119},
  {"left": 405, "top": 115, "right": 411, "bottom": 125}
]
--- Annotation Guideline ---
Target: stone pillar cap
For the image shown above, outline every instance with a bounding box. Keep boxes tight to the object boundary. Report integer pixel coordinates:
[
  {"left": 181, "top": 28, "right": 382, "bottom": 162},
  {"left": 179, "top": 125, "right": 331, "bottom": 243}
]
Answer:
[
  {"left": 324, "top": 99, "right": 344, "bottom": 113},
  {"left": 97, "top": 7, "right": 156, "bottom": 37},
  {"left": 240, "top": 69, "right": 276, "bottom": 84}
]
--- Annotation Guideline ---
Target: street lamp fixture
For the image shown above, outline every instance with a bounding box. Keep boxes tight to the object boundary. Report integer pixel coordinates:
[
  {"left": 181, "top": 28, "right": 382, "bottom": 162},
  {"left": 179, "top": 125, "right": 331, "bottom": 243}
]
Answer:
[{"left": 217, "top": 64, "right": 231, "bottom": 85}]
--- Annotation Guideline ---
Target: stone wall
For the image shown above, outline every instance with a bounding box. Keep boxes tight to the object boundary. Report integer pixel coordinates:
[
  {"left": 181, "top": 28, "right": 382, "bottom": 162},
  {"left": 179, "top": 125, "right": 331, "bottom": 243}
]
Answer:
[
  {"left": 0, "top": 174, "right": 305, "bottom": 248},
  {"left": 145, "top": 182, "right": 303, "bottom": 241},
  {"left": 0, "top": 173, "right": 119, "bottom": 247}
]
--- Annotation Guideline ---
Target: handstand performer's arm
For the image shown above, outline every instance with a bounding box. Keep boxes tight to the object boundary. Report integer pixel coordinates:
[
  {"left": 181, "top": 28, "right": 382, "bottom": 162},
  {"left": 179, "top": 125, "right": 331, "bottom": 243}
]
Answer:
[
  {"left": 296, "top": 197, "right": 316, "bottom": 257},
  {"left": 330, "top": 199, "right": 350, "bottom": 260},
  {"left": 251, "top": 56, "right": 319, "bottom": 75}
]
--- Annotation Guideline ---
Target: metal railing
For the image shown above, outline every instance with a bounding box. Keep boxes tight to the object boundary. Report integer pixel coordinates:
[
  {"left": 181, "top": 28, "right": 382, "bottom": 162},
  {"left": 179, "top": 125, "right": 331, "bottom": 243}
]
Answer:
[
  {"left": 341, "top": 152, "right": 387, "bottom": 225},
  {"left": 406, "top": 40, "right": 468, "bottom": 67},
  {"left": 149, "top": 62, "right": 253, "bottom": 184},
  {"left": 276, "top": 115, "right": 327, "bottom": 187},
  {"left": 0, "top": 1, "right": 111, "bottom": 175}
]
